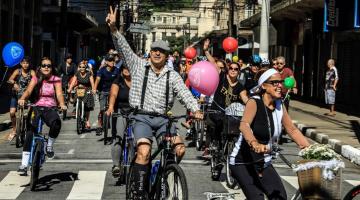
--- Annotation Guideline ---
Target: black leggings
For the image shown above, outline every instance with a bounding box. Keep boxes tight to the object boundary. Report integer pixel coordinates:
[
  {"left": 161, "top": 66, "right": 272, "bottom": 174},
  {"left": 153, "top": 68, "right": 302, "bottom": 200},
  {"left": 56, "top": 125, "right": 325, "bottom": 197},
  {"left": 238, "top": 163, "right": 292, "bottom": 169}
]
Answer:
[
  {"left": 23, "top": 107, "right": 61, "bottom": 152},
  {"left": 230, "top": 164, "right": 287, "bottom": 200}
]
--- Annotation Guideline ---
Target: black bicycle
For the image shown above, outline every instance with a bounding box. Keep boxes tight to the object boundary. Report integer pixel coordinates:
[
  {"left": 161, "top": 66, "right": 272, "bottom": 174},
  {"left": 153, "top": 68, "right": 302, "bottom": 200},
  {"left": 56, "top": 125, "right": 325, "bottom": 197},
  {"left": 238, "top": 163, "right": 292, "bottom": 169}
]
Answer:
[
  {"left": 75, "top": 87, "right": 91, "bottom": 135},
  {"left": 194, "top": 103, "right": 207, "bottom": 151},
  {"left": 15, "top": 104, "right": 29, "bottom": 148},
  {"left": 344, "top": 185, "right": 360, "bottom": 200},
  {"left": 126, "top": 112, "right": 189, "bottom": 200}
]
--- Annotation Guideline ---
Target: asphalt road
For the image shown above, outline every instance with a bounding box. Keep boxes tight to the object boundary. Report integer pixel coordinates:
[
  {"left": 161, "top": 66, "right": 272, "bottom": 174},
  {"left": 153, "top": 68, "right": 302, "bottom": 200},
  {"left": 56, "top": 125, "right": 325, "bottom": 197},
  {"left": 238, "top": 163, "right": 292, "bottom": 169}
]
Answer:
[{"left": 0, "top": 100, "right": 359, "bottom": 200}]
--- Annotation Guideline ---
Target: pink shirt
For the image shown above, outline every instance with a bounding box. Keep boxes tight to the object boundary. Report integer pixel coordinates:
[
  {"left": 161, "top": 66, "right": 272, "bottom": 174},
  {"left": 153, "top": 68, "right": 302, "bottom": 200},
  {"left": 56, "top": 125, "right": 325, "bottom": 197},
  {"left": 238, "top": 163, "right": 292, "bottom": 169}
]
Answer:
[{"left": 33, "top": 75, "right": 61, "bottom": 107}]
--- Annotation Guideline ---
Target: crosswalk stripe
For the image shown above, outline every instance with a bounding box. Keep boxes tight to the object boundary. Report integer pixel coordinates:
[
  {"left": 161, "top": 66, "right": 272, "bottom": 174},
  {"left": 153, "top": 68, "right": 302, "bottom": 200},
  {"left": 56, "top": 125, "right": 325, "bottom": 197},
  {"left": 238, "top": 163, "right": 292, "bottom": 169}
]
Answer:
[
  {"left": 281, "top": 176, "right": 299, "bottom": 189},
  {"left": 346, "top": 180, "right": 360, "bottom": 186},
  {"left": 220, "top": 181, "right": 246, "bottom": 200},
  {"left": 66, "top": 171, "right": 106, "bottom": 200},
  {"left": 0, "top": 171, "right": 30, "bottom": 199}
]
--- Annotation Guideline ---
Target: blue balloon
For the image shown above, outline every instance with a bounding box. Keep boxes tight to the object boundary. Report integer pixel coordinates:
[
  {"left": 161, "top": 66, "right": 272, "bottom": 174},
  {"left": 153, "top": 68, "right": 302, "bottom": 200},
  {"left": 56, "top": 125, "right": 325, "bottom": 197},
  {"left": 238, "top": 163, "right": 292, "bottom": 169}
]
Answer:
[
  {"left": 88, "top": 59, "right": 96, "bottom": 66},
  {"left": 2, "top": 42, "right": 24, "bottom": 68},
  {"left": 191, "top": 87, "right": 201, "bottom": 98}
]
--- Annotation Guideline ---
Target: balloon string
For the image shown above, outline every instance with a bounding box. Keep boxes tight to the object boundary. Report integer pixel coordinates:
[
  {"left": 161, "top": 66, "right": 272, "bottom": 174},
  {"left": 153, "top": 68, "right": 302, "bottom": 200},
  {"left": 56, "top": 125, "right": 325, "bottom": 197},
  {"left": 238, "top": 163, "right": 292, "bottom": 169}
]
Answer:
[{"left": 0, "top": 66, "right": 9, "bottom": 88}]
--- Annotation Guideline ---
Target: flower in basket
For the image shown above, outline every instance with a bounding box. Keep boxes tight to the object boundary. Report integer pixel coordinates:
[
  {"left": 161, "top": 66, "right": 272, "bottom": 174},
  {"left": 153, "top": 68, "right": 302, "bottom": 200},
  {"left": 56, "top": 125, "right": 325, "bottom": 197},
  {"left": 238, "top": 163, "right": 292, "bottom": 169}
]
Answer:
[{"left": 295, "top": 144, "right": 345, "bottom": 180}]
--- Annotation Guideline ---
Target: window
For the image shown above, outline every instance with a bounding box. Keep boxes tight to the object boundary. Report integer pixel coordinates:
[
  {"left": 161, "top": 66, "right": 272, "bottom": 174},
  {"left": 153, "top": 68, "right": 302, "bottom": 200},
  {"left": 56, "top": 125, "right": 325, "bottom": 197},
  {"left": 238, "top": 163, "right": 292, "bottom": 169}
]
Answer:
[
  {"left": 152, "top": 32, "right": 156, "bottom": 42},
  {"left": 156, "top": 16, "right": 162, "bottom": 22},
  {"left": 162, "top": 32, "right": 167, "bottom": 40},
  {"left": 163, "top": 17, "right": 167, "bottom": 24},
  {"left": 173, "top": 17, "right": 176, "bottom": 23},
  {"left": 171, "top": 33, "right": 176, "bottom": 37},
  {"left": 187, "top": 17, "right": 190, "bottom": 23},
  {"left": 152, "top": 17, "right": 155, "bottom": 22}
]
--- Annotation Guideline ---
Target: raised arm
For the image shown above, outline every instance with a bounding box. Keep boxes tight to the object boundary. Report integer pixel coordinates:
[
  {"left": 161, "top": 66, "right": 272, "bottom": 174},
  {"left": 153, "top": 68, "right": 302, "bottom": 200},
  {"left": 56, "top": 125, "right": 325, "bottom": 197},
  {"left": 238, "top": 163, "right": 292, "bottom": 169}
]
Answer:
[
  {"left": 106, "top": 6, "right": 145, "bottom": 74},
  {"left": 203, "top": 39, "right": 216, "bottom": 66}
]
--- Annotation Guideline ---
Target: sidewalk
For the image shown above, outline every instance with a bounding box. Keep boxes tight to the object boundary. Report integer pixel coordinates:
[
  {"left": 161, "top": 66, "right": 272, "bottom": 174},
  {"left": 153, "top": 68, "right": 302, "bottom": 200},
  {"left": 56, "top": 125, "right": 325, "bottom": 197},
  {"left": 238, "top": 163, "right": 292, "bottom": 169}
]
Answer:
[{"left": 289, "top": 100, "right": 360, "bottom": 165}]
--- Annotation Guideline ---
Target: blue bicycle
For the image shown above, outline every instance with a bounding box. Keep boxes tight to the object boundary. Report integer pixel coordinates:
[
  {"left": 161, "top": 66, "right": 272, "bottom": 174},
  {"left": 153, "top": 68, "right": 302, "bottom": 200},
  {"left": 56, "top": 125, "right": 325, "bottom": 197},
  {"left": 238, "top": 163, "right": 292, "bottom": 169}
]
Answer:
[{"left": 28, "top": 107, "right": 48, "bottom": 191}]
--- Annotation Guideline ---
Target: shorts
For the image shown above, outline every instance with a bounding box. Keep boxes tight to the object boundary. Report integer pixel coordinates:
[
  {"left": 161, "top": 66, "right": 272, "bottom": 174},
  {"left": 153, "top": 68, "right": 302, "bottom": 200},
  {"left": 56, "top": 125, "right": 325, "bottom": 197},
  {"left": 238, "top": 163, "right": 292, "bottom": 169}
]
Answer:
[
  {"left": 99, "top": 92, "right": 109, "bottom": 111},
  {"left": 325, "top": 89, "right": 336, "bottom": 105},
  {"left": 10, "top": 96, "right": 18, "bottom": 109},
  {"left": 129, "top": 113, "right": 177, "bottom": 142}
]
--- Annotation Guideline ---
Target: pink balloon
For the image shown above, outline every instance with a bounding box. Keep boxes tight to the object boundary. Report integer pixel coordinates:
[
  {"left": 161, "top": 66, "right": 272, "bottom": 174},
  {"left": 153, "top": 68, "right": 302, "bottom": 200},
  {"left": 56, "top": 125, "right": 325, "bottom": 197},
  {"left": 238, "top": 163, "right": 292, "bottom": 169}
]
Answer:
[{"left": 188, "top": 61, "right": 219, "bottom": 96}]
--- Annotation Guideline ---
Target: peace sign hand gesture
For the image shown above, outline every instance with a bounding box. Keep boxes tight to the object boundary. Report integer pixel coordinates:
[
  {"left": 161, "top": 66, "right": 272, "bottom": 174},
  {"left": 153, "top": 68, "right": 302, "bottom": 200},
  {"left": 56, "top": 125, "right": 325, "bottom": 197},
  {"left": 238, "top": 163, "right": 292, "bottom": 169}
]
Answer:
[{"left": 106, "top": 6, "right": 118, "bottom": 32}]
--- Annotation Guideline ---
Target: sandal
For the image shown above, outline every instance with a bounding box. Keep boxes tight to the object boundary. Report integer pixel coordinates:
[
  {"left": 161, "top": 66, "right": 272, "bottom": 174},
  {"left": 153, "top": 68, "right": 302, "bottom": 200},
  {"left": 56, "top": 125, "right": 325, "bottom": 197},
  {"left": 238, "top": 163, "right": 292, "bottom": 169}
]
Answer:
[{"left": 8, "top": 132, "right": 16, "bottom": 141}]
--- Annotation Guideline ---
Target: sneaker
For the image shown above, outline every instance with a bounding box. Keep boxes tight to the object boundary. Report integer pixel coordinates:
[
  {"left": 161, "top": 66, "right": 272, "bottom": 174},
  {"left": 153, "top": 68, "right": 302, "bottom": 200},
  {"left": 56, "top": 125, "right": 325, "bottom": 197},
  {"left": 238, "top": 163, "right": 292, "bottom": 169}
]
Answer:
[
  {"left": 46, "top": 146, "right": 55, "bottom": 159},
  {"left": 112, "top": 165, "right": 121, "bottom": 178},
  {"left": 96, "top": 127, "right": 103, "bottom": 136},
  {"left": 17, "top": 165, "right": 28, "bottom": 173}
]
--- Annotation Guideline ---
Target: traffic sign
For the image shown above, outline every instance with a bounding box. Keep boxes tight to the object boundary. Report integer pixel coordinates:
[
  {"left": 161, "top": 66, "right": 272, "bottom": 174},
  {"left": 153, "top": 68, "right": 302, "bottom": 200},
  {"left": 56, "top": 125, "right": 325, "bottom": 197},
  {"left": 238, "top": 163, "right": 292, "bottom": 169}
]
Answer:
[{"left": 127, "top": 23, "right": 150, "bottom": 34}]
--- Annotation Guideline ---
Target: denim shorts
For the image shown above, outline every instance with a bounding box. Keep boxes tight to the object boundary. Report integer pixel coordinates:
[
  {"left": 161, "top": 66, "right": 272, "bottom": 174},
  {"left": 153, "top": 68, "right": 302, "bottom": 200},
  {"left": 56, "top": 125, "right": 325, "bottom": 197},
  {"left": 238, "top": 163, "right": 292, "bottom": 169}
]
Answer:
[
  {"left": 325, "top": 89, "right": 336, "bottom": 105},
  {"left": 129, "top": 113, "right": 177, "bottom": 142}
]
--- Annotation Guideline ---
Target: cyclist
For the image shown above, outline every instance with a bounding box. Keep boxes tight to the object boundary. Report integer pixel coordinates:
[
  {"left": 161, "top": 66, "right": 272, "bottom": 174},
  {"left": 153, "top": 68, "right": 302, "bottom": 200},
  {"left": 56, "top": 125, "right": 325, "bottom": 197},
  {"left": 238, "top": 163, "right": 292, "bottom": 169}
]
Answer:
[
  {"left": 7, "top": 57, "right": 35, "bottom": 141},
  {"left": 58, "top": 53, "right": 76, "bottom": 92},
  {"left": 94, "top": 53, "right": 120, "bottom": 135},
  {"left": 107, "top": 7, "right": 202, "bottom": 198},
  {"left": 68, "top": 62, "right": 96, "bottom": 129},
  {"left": 230, "top": 68, "right": 309, "bottom": 199},
  {"left": 17, "top": 57, "right": 67, "bottom": 172},
  {"left": 239, "top": 55, "right": 262, "bottom": 92},
  {"left": 105, "top": 64, "right": 132, "bottom": 177}
]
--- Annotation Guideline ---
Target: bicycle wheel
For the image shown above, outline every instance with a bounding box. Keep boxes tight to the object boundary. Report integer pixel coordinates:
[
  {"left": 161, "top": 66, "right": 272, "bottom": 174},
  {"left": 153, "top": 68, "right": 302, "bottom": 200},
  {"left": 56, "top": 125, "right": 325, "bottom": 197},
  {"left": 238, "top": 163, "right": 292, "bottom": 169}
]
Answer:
[
  {"left": 126, "top": 160, "right": 137, "bottom": 199},
  {"left": 225, "top": 140, "right": 237, "bottom": 189},
  {"left": 15, "top": 117, "right": 22, "bottom": 148},
  {"left": 76, "top": 101, "right": 83, "bottom": 135},
  {"left": 103, "top": 114, "right": 109, "bottom": 145},
  {"left": 196, "top": 120, "right": 205, "bottom": 151},
  {"left": 155, "top": 164, "right": 188, "bottom": 200},
  {"left": 62, "top": 109, "right": 67, "bottom": 121},
  {"left": 344, "top": 185, "right": 360, "bottom": 200},
  {"left": 30, "top": 140, "right": 42, "bottom": 191},
  {"left": 122, "top": 137, "right": 135, "bottom": 184}
]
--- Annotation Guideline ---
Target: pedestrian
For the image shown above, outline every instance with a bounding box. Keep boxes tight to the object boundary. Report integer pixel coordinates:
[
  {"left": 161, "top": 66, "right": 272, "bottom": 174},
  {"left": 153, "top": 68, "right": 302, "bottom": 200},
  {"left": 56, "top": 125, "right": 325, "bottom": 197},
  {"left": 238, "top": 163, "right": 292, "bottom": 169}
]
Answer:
[
  {"left": 276, "top": 56, "right": 298, "bottom": 111},
  {"left": 240, "top": 55, "right": 262, "bottom": 92},
  {"left": 230, "top": 68, "right": 310, "bottom": 200},
  {"left": 58, "top": 53, "right": 77, "bottom": 92},
  {"left": 7, "top": 57, "right": 36, "bottom": 141},
  {"left": 324, "top": 59, "right": 339, "bottom": 116}
]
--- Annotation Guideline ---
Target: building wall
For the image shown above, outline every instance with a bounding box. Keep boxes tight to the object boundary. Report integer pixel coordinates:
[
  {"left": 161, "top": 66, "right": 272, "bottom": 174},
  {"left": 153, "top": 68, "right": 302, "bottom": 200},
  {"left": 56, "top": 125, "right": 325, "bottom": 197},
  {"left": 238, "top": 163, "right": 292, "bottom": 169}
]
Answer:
[{"left": 198, "top": 0, "right": 216, "bottom": 36}]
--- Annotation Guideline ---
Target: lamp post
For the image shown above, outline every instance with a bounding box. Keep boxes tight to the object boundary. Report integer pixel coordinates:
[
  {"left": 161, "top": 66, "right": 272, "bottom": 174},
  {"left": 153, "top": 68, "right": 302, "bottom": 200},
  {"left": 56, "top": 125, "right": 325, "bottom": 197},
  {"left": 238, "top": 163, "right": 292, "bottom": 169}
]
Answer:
[{"left": 259, "top": 0, "right": 270, "bottom": 59}]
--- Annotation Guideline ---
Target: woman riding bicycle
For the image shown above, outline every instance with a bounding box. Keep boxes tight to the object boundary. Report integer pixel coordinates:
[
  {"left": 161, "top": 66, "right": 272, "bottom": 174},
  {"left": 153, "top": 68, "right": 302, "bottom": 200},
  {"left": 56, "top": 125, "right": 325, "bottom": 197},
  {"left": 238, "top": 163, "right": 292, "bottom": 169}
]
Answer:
[
  {"left": 68, "top": 62, "right": 96, "bottom": 129},
  {"left": 230, "top": 68, "right": 309, "bottom": 200},
  {"left": 17, "top": 57, "right": 66, "bottom": 172},
  {"left": 105, "top": 64, "right": 132, "bottom": 177},
  {"left": 7, "top": 57, "right": 36, "bottom": 141}
]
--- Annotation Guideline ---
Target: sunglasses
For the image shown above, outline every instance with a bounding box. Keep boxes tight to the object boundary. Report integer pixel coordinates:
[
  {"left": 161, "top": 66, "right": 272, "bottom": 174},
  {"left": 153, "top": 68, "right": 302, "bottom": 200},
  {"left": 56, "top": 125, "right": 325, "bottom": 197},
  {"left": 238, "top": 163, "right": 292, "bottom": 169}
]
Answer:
[
  {"left": 79, "top": 66, "right": 86, "bottom": 69},
  {"left": 229, "top": 66, "right": 239, "bottom": 71},
  {"left": 265, "top": 80, "right": 283, "bottom": 87},
  {"left": 151, "top": 48, "right": 167, "bottom": 54},
  {"left": 41, "top": 64, "right": 52, "bottom": 68}
]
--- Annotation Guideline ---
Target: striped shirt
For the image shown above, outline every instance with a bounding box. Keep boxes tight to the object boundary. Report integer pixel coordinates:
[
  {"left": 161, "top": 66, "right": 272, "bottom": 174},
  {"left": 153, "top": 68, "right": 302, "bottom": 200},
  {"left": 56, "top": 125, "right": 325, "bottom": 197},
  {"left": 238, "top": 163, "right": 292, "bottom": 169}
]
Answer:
[{"left": 111, "top": 31, "right": 199, "bottom": 114}]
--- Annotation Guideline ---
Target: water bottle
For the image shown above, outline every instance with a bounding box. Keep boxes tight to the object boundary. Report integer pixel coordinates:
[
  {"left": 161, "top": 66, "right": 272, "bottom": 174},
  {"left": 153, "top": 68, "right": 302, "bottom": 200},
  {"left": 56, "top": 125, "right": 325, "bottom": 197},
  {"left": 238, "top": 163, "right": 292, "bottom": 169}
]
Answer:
[{"left": 150, "top": 160, "right": 160, "bottom": 185}]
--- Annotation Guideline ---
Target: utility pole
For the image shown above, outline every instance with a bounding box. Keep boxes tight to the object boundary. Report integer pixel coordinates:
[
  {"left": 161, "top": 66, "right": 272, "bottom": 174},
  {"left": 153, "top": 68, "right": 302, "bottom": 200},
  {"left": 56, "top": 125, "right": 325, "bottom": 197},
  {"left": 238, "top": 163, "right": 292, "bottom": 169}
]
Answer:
[
  {"left": 119, "top": 1, "right": 124, "bottom": 33},
  {"left": 228, "top": 0, "right": 235, "bottom": 37},
  {"left": 259, "top": 0, "right": 270, "bottom": 59}
]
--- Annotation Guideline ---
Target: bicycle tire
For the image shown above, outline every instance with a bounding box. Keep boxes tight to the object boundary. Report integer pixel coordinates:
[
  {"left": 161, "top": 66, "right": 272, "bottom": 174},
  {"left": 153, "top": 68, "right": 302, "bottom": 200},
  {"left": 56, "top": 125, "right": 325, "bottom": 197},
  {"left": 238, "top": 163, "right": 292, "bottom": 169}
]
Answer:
[
  {"left": 344, "top": 185, "right": 360, "bottom": 200},
  {"left": 62, "top": 109, "right": 67, "bottom": 121},
  {"left": 196, "top": 121, "right": 205, "bottom": 151},
  {"left": 225, "top": 140, "right": 237, "bottom": 189},
  {"left": 126, "top": 159, "right": 137, "bottom": 199},
  {"left": 76, "top": 101, "right": 83, "bottom": 135},
  {"left": 15, "top": 117, "right": 22, "bottom": 148},
  {"left": 124, "top": 138, "right": 135, "bottom": 184},
  {"left": 154, "top": 164, "right": 188, "bottom": 200},
  {"left": 103, "top": 114, "right": 109, "bottom": 145},
  {"left": 210, "top": 154, "right": 222, "bottom": 181},
  {"left": 30, "top": 140, "right": 42, "bottom": 191}
]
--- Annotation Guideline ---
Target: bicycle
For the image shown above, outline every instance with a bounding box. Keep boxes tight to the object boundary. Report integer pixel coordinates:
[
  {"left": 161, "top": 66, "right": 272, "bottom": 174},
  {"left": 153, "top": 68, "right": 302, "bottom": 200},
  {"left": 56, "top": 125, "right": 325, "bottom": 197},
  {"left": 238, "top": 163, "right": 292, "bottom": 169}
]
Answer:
[
  {"left": 194, "top": 102, "right": 208, "bottom": 151},
  {"left": 75, "top": 87, "right": 92, "bottom": 135},
  {"left": 62, "top": 86, "right": 70, "bottom": 121},
  {"left": 26, "top": 106, "right": 53, "bottom": 191},
  {"left": 126, "top": 112, "right": 189, "bottom": 200},
  {"left": 344, "top": 185, "right": 360, "bottom": 200},
  {"left": 15, "top": 104, "right": 29, "bottom": 148},
  {"left": 103, "top": 111, "right": 136, "bottom": 182}
]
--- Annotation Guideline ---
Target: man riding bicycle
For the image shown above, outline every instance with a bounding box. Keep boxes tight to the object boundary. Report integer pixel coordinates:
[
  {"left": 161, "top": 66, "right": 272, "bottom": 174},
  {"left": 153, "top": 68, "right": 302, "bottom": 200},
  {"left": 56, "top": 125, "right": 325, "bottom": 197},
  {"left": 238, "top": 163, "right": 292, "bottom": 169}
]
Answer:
[{"left": 107, "top": 6, "right": 203, "bottom": 198}]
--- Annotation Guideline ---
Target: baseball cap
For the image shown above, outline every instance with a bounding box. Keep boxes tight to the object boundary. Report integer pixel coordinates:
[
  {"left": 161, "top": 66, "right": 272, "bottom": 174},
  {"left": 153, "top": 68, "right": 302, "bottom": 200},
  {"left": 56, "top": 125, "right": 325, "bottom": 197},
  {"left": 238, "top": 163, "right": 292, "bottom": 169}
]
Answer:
[
  {"left": 150, "top": 40, "right": 170, "bottom": 52},
  {"left": 104, "top": 53, "right": 115, "bottom": 61}
]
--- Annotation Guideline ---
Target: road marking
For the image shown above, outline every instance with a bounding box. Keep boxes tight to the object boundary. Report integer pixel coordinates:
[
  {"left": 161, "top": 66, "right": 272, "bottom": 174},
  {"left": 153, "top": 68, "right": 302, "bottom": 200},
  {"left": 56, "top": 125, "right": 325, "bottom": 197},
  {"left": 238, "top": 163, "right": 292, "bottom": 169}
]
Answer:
[
  {"left": 0, "top": 171, "right": 30, "bottom": 199},
  {"left": 0, "top": 159, "right": 207, "bottom": 164},
  {"left": 0, "top": 152, "right": 74, "bottom": 155},
  {"left": 282, "top": 176, "right": 299, "bottom": 189},
  {"left": 220, "top": 181, "right": 245, "bottom": 200},
  {"left": 67, "top": 149, "right": 75, "bottom": 154},
  {"left": 346, "top": 180, "right": 360, "bottom": 186},
  {"left": 272, "top": 164, "right": 290, "bottom": 169},
  {"left": 80, "top": 134, "right": 86, "bottom": 139},
  {"left": 66, "top": 171, "right": 106, "bottom": 200}
]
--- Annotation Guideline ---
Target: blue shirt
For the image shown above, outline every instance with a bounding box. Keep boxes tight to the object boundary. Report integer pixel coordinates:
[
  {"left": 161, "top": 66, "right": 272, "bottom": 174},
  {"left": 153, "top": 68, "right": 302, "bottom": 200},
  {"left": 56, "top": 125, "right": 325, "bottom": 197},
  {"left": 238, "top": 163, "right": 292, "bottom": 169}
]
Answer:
[{"left": 96, "top": 67, "right": 119, "bottom": 92}]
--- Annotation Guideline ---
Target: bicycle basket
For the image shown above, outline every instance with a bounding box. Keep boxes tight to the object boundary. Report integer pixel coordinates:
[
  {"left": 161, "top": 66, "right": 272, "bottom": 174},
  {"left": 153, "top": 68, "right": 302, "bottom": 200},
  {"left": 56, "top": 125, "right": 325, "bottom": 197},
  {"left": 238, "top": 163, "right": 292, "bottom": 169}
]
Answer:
[
  {"left": 225, "top": 103, "right": 244, "bottom": 117},
  {"left": 224, "top": 115, "right": 241, "bottom": 136},
  {"left": 76, "top": 88, "right": 86, "bottom": 97}
]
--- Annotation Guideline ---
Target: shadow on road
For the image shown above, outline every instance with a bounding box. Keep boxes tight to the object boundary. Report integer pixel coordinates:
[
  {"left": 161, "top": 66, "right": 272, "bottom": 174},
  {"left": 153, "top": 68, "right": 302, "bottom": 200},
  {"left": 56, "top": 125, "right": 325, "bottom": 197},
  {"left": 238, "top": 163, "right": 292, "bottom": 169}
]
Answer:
[
  {"left": 29, "top": 172, "right": 78, "bottom": 191},
  {"left": 349, "top": 120, "right": 360, "bottom": 144}
]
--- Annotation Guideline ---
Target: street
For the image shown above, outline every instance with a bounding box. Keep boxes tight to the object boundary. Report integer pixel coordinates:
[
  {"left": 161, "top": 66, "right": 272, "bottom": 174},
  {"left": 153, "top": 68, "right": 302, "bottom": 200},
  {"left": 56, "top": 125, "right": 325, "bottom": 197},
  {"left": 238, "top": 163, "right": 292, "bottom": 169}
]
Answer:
[{"left": 0, "top": 101, "right": 359, "bottom": 200}]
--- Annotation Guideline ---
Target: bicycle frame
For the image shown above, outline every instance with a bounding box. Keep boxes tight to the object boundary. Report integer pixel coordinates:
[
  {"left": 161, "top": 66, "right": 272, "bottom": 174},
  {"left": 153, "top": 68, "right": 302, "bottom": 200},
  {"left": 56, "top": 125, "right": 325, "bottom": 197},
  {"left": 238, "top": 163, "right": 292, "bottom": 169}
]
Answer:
[{"left": 29, "top": 118, "right": 46, "bottom": 167}]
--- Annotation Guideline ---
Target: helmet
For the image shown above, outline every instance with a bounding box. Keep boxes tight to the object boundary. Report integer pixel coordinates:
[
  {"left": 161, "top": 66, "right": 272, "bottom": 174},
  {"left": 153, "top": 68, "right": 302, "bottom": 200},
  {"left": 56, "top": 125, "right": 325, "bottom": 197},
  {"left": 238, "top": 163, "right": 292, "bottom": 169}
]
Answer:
[
  {"left": 249, "top": 55, "right": 262, "bottom": 66},
  {"left": 261, "top": 58, "right": 270, "bottom": 66}
]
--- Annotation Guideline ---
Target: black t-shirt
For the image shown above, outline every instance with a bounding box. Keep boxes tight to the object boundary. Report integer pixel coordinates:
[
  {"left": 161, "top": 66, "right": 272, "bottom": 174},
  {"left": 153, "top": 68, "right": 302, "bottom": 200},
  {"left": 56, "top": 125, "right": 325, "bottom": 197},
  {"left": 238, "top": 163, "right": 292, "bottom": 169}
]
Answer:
[
  {"left": 112, "top": 74, "right": 131, "bottom": 112},
  {"left": 96, "top": 67, "right": 119, "bottom": 92},
  {"left": 211, "top": 71, "right": 246, "bottom": 111}
]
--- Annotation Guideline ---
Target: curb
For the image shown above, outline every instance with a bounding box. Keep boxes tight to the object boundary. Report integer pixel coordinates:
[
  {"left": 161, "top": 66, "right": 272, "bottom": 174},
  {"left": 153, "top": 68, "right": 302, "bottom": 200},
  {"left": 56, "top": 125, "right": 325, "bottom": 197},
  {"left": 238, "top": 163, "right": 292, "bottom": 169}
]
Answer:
[
  {"left": 292, "top": 120, "right": 360, "bottom": 165},
  {"left": 0, "top": 120, "right": 11, "bottom": 132}
]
